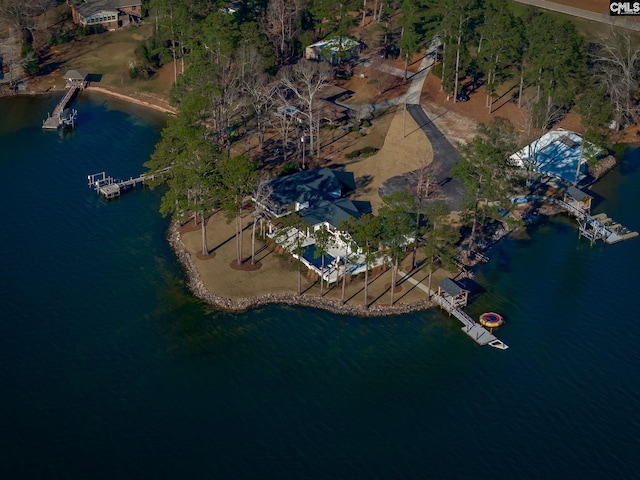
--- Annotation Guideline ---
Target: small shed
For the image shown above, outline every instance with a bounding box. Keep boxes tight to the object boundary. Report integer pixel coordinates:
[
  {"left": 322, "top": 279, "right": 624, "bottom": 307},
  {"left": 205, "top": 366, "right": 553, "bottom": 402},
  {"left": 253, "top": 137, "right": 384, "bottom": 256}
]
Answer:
[
  {"left": 437, "top": 278, "right": 469, "bottom": 309},
  {"left": 564, "top": 185, "right": 592, "bottom": 213},
  {"left": 64, "top": 70, "right": 89, "bottom": 88}
]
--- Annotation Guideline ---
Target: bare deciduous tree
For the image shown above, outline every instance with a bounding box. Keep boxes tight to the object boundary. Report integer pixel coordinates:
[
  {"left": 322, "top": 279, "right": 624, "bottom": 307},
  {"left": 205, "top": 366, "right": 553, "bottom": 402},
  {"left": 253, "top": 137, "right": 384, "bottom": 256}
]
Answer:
[
  {"left": 280, "top": 59, "right": 332, "bottom": 157},
  {"left": 243, "top": 73, "right": 277, "bottom": 152},
  {"left": 592, "top": 28, "right": 640, "bottom": 127},
  {"left": 261, "top": 0, "right": 306, "bottom": 65},
  {"left": 269, "top": 86, "right": 298, "bottom": 162}
]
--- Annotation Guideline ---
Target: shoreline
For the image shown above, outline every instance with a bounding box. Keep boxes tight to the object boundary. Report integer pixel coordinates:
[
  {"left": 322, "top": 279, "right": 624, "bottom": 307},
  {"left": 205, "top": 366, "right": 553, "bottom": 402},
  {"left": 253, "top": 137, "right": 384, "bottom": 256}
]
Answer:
[
  {"left": 167, "top": 222, "right": 435, "bottom": 318},
  {"left": 0, "top": 80, "right": 176, "bottom": 116},
  {"left": 85, "top": 86, "right": 177, "bottom": 115}
]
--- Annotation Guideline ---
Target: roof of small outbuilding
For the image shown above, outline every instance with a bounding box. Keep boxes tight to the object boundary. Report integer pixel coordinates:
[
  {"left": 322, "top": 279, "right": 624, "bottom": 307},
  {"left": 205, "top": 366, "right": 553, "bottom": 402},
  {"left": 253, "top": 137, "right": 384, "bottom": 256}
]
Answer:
[
  {"left": 65, "top": 70, "right": 88, "bottom": 80},
  {"left": 439, "top": 278, "right": 465, "bottom": 297},
  {"left": 566, "top": 185, "right": 591, "bottom": 202}
]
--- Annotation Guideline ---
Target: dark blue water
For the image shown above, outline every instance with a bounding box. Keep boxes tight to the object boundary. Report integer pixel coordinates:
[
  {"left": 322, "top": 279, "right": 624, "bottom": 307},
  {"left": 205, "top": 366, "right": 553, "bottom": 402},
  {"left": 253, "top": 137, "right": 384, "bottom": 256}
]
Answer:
[{"left": 1, "top": 93, "right": 639, "bottom": 479}]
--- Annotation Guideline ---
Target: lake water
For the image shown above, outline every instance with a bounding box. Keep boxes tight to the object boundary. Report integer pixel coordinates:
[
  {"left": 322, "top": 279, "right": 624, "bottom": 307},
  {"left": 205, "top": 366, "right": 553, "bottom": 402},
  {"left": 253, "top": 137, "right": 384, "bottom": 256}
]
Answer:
[{"left": 1, "top": 93, "right": 639, "bottom": 479}]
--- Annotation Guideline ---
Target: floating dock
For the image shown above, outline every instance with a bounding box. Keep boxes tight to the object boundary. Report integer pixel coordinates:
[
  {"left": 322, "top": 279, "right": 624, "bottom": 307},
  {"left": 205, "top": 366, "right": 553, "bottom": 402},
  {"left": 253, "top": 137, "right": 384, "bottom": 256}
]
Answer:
[
  {"left": 513, "top": 193, "right": 638, "bottom": 246},
  {"left": 431, "top": 294, "right": 509, "bottom": 350},
  {"left": 88, "top": 172, "right": 146, "bottom": 199},
  {"left": 585, "top": 213, "right": 638, "bottom": 244}
]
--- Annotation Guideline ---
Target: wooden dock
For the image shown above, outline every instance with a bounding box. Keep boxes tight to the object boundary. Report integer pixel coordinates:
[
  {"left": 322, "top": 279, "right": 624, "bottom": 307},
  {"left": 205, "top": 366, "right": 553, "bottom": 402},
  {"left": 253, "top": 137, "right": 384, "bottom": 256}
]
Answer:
[
  {"left": 513, "top": 194, "right": 637, "bottom": 245},
  {"left": 431, "top": 294, "right": 509, "bottom": 349},
  {"left": 43, "top": 84, "right": 80, "bottom": 130},
  {"left": 397, "top": 271, "right": 509, "bottom": 350},
  {"left": 586, "top": 213, "right": 638, "bottom": 244},
  {"left": 88, "top": 169, "right": 169, "bottom": 199},
  {"left": 555, "top": 198, "right": 637, "bottom": 245}
]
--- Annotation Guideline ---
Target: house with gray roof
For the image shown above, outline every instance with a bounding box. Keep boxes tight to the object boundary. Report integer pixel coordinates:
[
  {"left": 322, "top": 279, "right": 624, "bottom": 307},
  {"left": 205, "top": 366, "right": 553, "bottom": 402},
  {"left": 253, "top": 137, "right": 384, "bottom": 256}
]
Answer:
[
  {"left": 256, "top": 168, "right": 376, "bottom": 284},
  {"left": 70, "top": 1, "right": 142, "bottom": 31},
  {"left": 256, "top": 168, "right": 359, "bottom": 219}
]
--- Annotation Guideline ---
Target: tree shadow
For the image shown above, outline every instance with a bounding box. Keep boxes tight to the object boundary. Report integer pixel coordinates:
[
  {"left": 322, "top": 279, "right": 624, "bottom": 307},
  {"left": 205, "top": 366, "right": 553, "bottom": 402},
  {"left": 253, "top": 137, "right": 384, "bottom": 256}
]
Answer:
[
  {"left": 38, "top": 61, "right": 64, "bottom": 76},
  {"left": 356, "top": 174, "right": 373, "bottom": 191},
  {"left": 406, "top": 109, "right": 448, "bottom": 137},
  {"left": 489, "top": 84, "right": 518, "bottom": 114},
  {"left": 395, "top": 270, "right": 430, "bottom": 302},
  {"left": 345, "top": 281, "right": 365, "bottom": 304}
]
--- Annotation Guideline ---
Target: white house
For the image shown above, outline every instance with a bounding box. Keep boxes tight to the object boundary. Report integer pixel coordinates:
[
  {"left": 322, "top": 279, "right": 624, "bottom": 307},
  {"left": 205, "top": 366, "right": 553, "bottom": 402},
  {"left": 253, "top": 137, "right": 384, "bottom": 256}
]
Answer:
[
  {"left": 509, "top": 129, "right": 604, "bottom": 184},
  {"left": 254, "top": 168, "right": 382, "bottom": 283}
]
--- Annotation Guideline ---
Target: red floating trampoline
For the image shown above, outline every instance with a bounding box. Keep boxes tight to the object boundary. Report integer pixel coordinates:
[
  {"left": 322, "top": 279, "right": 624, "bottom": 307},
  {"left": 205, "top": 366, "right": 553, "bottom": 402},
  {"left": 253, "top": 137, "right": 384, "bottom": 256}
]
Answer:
[{"left": 479, "top": 312, "right": 504, "bottom": 328}]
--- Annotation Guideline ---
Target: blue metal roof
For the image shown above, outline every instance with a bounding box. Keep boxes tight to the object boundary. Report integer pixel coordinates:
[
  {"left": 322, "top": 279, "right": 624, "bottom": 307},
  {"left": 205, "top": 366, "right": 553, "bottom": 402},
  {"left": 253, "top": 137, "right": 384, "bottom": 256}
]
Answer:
[{"left": 510, "top": 129, "right": 603, "bottom": 184}]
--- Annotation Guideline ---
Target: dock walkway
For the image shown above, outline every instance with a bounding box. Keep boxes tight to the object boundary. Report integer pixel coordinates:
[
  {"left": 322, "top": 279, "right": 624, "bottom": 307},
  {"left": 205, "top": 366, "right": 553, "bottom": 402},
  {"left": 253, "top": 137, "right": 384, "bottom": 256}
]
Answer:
[
  {"left": 43, "top": 84, "right": 80, "bottom": 130},
  {"left": 88, "top": 168, "right": 169, "bottom": 199},
  {"left": 397, "top": 271, "right": 509, "bottom": 350},
  {"left": 430, "top": 294, "right": 508, "bottom": 349},
  {"left": 514, "top": 195, "right": 638, "bottom": 245}
]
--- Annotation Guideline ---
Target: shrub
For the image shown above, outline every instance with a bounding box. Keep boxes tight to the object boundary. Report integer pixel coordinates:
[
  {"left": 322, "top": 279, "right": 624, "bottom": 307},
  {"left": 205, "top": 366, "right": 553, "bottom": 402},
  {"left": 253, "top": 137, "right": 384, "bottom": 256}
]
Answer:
[
  {"left": 24, "top": 59, "right": 39, "bottom": 76},
  {"left": 360, "top": 146, "right": 377, "bottom": 156},
  {"left": 21, "top": 43, "right": 34, "bottom": 58},
  {"left": 48, "top": 34, "right": 71, "bottom": 46},
  {"left": 129, "top": 65, "right": 149, "bottom": 79},
  {"left": 430, "top": 62, "right": 443, "bottom": 80},
  {"left": 76, "top": 24, "right": 104, "bottom": 37},
  {"left": 345, "top": 146, "right": 378, "bottom": 159},
  {"left": 277, "top": 161, "right": 298, "bottom": 176}
]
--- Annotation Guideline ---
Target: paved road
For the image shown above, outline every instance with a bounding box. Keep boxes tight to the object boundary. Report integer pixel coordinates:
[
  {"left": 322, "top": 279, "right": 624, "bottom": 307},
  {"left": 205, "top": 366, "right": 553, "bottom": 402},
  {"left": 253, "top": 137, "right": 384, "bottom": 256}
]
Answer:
[
  {"left": 513, "top": 0, "right": 640, "bottom": 31},
  {"left": 379, "top": 105, "right": 466, "bottom": 211},
  {"left": 378, "top": 105, "right": 466, "bottom": 211},
  {"left": 344, "top": 37, "right": 466, "bottom": 210},
  {"left": 371, "top": 37, "right": 466, "bottom": 211}
]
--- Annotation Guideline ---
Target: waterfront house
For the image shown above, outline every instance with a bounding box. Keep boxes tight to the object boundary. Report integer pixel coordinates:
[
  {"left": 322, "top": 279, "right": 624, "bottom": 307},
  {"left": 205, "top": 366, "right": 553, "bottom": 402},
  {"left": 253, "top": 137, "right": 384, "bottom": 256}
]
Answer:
[
  {"left": 69, "top": 0, "right": 142, "bottom": 31},
  {"left": 509, "top": 129, "right": 607, "bottom": 185},
  {"left": 255, "top": 168, "right": 377, "bottom": 283},
  {"left": 255, "top": 168, "right": 357, "bottom": 219}
]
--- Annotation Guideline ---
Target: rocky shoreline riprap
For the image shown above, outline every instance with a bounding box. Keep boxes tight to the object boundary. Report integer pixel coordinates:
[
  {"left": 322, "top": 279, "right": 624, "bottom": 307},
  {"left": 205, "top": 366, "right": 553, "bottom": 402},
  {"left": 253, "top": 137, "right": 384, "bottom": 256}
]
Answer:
[{"left": 167, "top": 223, "right": 434, "bottom": 318}]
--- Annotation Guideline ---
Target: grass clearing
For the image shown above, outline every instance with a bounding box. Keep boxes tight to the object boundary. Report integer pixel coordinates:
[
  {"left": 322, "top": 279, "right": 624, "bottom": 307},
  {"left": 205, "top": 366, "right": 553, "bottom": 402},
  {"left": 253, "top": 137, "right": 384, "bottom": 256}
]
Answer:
[{"left": 39, "top": 21, "right": 173, "bottom": 100}]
